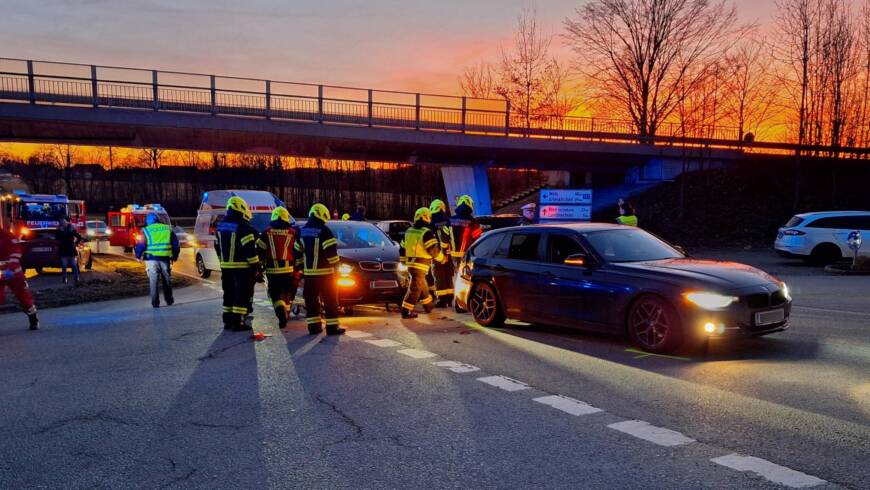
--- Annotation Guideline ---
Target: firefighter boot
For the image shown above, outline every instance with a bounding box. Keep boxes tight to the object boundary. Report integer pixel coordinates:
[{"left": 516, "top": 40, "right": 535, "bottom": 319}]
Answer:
[
  {"left": 275, "top": 306, "right": 288, "bottom": 329},
  {"left": 222, "top": 312, "right": 236, "bottom": 330},
  {"left": 401, "top": 308, "right": 418, "bottom": 319},
  {"left": 326, "top": 326, "right": 346, "bottom": 336},
  {"left": 28, "top": 313, "right": 39, "bottom": 331},
  {"left": 234, "top": 315, "right": 253, "bottom": 332}
]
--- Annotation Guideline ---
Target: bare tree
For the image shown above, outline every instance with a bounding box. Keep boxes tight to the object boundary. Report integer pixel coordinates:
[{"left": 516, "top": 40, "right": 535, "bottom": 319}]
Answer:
[
  {"left": 49, "top": 144, "right": 78, "bottom": 196},
  {"left": 564, "top": 0, "right": 740, "bottom": 141},
  {"left": 459, "top": 61, "right": 499, "bottom": 99},
  {"left": 722, "top": 36, "right": 781, "bottom": 140},
  {"left": 498, "top": 7, "right": 576, "bottom": 130}
]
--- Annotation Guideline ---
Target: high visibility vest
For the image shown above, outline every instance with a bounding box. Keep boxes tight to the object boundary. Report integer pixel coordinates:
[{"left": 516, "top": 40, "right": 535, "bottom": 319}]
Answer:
[
  {"left": 143, "top": 223, "right": 172, "bottom": 257},
  {"left": 402, "top": 227, "right": 442, "bottom": 272},
  {"left": 617, "top": 215, "right": 638, "bottom": 227}
]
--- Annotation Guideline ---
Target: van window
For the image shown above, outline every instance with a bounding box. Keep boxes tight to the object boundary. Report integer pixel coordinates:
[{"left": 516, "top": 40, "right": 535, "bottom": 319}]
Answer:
[{"left": 507, "top": 233, "right": 541, "bottom": 261}]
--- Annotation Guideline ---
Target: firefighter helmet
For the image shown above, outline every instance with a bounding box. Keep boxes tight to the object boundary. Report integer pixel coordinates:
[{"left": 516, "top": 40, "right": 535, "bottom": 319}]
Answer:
[
  {"left": 309, "top": 203, "right": 331, "bottom": 222},
  {"left": 429, "top": 199, "right": 447, "bottom": 214},
  {"left": 271, "top": 206, "right": 291, "bottom": 224},
  {"left": 227, "top": 196, "right": 252, "bottom": 220},
  {"left": 456, "top": 194, "right": 474, "bottom": 210},
  {"left": 414, "top": 207, "right": 432, "bottom": 223}
]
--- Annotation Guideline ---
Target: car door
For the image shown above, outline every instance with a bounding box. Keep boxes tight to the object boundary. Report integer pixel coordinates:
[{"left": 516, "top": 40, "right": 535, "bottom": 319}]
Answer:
[
  {"left": 489, "top": 231, "right": 548, "bottom": 323},
  {"left": 831, "top": 216, "right": 870, "bottom": 257}
]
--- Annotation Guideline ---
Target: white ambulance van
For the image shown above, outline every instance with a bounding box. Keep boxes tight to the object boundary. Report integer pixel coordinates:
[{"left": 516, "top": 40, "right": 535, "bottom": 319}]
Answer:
[{"left": 193, "top": 190, "right": 285, "bottom": 278}]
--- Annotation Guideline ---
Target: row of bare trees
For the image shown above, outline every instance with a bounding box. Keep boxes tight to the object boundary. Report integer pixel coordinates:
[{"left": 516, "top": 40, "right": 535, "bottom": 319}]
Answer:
[{"left": 460, "top": 0, "right": 870, "bottom": 149}]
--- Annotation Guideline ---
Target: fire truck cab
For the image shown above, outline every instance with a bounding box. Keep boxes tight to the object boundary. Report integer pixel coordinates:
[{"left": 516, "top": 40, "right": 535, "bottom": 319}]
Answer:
[
  {"left": 0, "top": 191, "right": 82, "bottom": 239},
  {"left": 108, "top": 204, "right": 172, "bottom": 252}
]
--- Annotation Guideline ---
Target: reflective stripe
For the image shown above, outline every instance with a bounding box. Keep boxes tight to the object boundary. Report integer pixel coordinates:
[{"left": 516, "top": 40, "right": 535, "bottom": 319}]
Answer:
[
  {"left": 321, "top": 238, "right": 337, "bottom": 248},
  {"left": 325, "top": 318, "right": 339, "bottom": 326},
  {"left": 402, "top": 301, "right": 415, "bottom": 310},
  {"left": 304, "top": 267, "right": 334, "bottom": 276},
  {"left": 407, "top": 262, "right": 430, "bottom": 271},
  {"left": 419, "top": 296, "right": 433, "bottom": 305},
  {"left": 231, "top": 307, "right": 248, "bottom": 314},
  {"left": 327, "top": 256, "right": 340, "bottom": 264},
  {"left": 306, "top": 316, "right": 321, "bottom": 325},
  {"left": 220, "top": 261, "right": 250, "bottom": 269},
  {"left": 423, "top": 239, "right": 438, "bottom": 249},
  {"left": 265, "top": 266, "right": 294, "bottom": 274},
  {"left": 436, "top": 288, "right": 455, "bottom": 295},
  {"left": 246, "top": 256, "right": 260, "bottom": 264},
  {"left": 240, "top": 234, "right": 255, "bottom": 245}
]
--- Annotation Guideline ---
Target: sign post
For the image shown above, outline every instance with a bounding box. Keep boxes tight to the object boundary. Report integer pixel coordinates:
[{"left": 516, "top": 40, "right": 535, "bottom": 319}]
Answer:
[
  {"left": 538, "top": 189, "right": 593, "bottom": 223},
  {"left": 847, "top": 230, "right": 862, "bottom": 269}
]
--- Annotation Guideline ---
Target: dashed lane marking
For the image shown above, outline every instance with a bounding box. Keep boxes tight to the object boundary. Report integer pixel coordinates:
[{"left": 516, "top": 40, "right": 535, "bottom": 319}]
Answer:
[
  {"left": 344, "top": 330, "right": 373, "bottom": 339},
  {"left": 364, "top": 339, "right": 403, "bottom": 348},
  {"left": 711, "top": 454, "right": 826, "bottom": 488},
  {"left": 433, "top": 360, "right": 481, "bottom": 373},
  {"left": 607, "top": 420, "right": 696, "bottom": 447},
  {"left": 397, "top": 348, "right": 437, "bottom": 359},
  {"left": 533, "top": 395, "right": 602, "bottom": 416},
  {"left": 477, "top": 375, "right": 530, "bottom": 392}
]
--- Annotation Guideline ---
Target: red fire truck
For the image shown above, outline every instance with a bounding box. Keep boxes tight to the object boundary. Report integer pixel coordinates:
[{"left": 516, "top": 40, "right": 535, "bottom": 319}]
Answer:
[
  {"left": 0, "top": 191, "right": 85, "bottom": 238},
  {"left": 107, "top": 204, "right": 172, "bottom": 252}
]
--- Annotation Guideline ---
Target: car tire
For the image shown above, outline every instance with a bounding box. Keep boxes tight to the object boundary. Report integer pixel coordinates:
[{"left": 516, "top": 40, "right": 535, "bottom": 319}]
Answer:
[
  {"left": 808, "top": 243, "right": 841, "bottom": 266},
  {"left": 196, "top": 254, "right": 211, "bottom": 278},
  {"left": 627, "top": 295, "right": 683, "bottom": 353},
  {"left": 469, "top": 282, "right": 505, "bottom": 328}
]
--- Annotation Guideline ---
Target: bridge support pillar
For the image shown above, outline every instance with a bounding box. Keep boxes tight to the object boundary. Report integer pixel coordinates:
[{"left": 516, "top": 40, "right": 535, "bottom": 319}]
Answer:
[{"left": 441, "top": 165, "right": 492, "bottom": 215}]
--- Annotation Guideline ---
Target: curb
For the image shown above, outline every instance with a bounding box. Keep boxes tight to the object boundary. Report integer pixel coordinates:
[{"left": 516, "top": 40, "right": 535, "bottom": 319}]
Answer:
[{"left": 823, "top": 264, "right": 870, "bottom": 275}]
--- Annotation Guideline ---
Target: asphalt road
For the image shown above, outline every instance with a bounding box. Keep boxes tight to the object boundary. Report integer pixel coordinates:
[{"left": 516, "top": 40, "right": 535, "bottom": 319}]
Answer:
[{"left": 0, "top": 248, "right": 867, "bottom": 489}]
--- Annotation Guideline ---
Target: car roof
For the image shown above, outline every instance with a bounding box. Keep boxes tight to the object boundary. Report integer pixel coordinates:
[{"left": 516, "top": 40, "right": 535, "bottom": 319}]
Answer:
[
  {"left": 486, "top": 222, "right": 634, "bottom": 233},
  {"left": 795, "top": 210, "right": 870, "bottom": 219}
]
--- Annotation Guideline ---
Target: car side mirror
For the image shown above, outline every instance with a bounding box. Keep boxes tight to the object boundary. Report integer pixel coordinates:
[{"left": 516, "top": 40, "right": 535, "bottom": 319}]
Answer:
[
  {"left": 564, "top": 253, "right": 588, "bottom": 267},
  {"left": 674, "top": 245, "right": 688, "bottom": 256}
]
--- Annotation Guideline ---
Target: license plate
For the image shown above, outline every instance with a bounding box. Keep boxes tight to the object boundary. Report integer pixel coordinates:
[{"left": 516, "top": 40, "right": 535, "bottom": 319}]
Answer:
[
  {"left": 755, "top": 309, "right": 785, "bottom": 326},
  {"left": 370, "top": 280, "right": 398, "bottom": 289},
  {"left": 32, "top": 247, "right": 53, "bottom": 253}
]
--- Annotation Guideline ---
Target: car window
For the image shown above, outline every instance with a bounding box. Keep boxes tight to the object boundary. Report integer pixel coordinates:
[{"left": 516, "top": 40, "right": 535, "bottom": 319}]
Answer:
[
  {"left": 547, "top": 234, "right": 585, "bottom": 264},
  {"left": 583, "top": 229, "right": 682, "bottom": 262},
  {"left": 470, "top": 232, "right": 504, "bottom": 259},
  {"left": 785, "top": 216, "right": 804, "bottom": 227},
  {"left": 507, "top": 233, "right": 541, "bottom": 261},
  {"left": 807, "top": 216, "right": 869, "bottom": 229}
]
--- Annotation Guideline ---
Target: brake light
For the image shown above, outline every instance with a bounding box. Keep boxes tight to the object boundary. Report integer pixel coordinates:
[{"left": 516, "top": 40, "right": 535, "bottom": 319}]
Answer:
[
  {"left": 20, "top": 226, "right": 31, "bottom": 237},
  {"left": 782, "top": 230, "right": 805, "bottom": 236}
]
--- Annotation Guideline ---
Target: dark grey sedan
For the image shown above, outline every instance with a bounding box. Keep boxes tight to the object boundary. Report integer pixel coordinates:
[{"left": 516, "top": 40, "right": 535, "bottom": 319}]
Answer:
[{"left": 454, "top": 223, "right": 791, "bottom": 353}]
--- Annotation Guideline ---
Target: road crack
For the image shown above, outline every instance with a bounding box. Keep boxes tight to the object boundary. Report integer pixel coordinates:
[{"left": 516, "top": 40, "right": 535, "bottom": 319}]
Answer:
[
  {"left": 188, "top": 421, "right": 251, "bottom": 431},
  {"left": 33, "top": 410, "right": 141, "bottom": 435},
  {"left": 313, "top": 395, "right": 414, "bottom": 450}
]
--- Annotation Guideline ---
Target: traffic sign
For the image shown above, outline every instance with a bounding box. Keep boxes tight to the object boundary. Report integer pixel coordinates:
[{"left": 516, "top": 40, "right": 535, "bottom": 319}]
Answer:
[
  {"left": 539, "top": 205, "right": 591, "bottom": 221},
  {"left": 540, "top": 189, "right": 593, "bottom": 205}
]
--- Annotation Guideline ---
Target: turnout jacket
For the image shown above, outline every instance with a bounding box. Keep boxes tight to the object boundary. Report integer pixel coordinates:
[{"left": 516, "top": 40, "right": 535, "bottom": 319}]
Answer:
[
  {"left": 429, "top": 210, "right": 454, "bottom": 256},
  {"left": 449, "top": 204, "right": 482, "bottom": 259},
  {"left": 0, "top": 230, "right": 24, "bottom": 279},
  {"left": 294, "top": 217, "right": 340, "bottom": 276},
  {"left": 400, "top": 220, "right": 446, "bottom": 272},
  {"left": 256, "top": 220, "right": 300, "bottom": 274},
  {"left": 214, "top": 209, "right": 260, "bottom": 269}
]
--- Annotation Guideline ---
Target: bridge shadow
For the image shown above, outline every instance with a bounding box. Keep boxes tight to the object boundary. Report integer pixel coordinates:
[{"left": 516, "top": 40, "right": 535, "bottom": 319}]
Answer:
[{"left": 127, "top": 328, "right": 268, "bottom": 488}]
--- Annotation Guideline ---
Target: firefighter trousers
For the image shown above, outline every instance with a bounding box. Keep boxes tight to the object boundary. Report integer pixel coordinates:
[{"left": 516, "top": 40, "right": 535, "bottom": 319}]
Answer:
[
  {"left": 0, "top": 275, "right": 36, "bottom": 315},
  {"left": 403, "top": 267, "right": 434, "bottom": 313},
  {"left": 431, "top": 259, "right": 455, "bottom": 305},
  {"left": 221, "top": 267, "right": 256, "bottom": 328},
  {"left": 303, "top": 274, "right": 340, "bottom": 333},
  {"left": 266, "top": 272, "right": 297, "bottom": 326}
]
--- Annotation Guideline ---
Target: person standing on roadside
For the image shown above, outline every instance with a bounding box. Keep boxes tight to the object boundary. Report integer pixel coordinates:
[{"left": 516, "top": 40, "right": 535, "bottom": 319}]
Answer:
[
  {"left": 616, "top": 201, "right": 638, "bottom": 227},
  {"left": 449, "top": 195, "right": 482, "bottom": 267},
  {"left": 428, "top": 199, "right": 455, "bottom": 307},
  {"left": 135, "top": 212, "right": 180, "bottom": 308},
  {"left": 256, "top": 206, "right": 300, "bottom": 329},
  {"left": 295, "top": 203, "right": 345, "bottom": 335},
  {"left": 215, "top": 197, "right": 261, "bottom": 331},
  {"left": 0, "top": 228, "right": 39, "bottom": 330},
  {"left": 400, "top": 207, "right": 447, "bottom": 318},
  {"left": 55, "top": 216, "right": 83, "bottom": 286}
]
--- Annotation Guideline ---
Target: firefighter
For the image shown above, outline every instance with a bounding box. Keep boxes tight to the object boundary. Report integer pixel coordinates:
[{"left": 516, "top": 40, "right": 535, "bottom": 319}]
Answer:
[
  {"left": 400, "top": 207, "right": 446, "bottom": 319},
  {"left": 214, "top": 196, "right": 261, "bottom": 331},
  {"left": 0, "top": 228, "right": 39, "bottom": 330},
  {"left": 294, "top": 203, "right": 345, "bottom": 336},
  {"left": 256, "top": 206, "right": 300, "bottom": 329},
  {"left": 449, "top": 194, "right": 482, "bottom": 267},
  {"left": 135, "top": 212, "right": 180, "bottom": 308},
  {"left": 429, "top": 199, "right": 455, "bottom": 307}
]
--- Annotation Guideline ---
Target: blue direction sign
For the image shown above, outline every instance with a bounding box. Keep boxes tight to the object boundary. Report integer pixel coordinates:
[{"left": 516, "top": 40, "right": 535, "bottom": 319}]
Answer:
[{"left": 538, "top": 188, "right": 593, "bottom": 222}]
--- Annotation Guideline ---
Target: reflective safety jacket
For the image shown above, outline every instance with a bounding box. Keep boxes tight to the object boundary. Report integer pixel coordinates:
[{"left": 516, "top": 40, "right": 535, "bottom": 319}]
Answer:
[
  {"left": 256, "top": 221, "right": 299, "bottom": 274},
  {"left": 429, "top": 211, "right": 454, "bottom": 257},
  {"left": 400, "top": 223, "right": 446, "bottom": 272},
  {"left": 294, "top": 217, "right": 340, "bottom": 276},
  {"left": 0, "top": 230, "right": 24, "bottom": 279},
  {"left": 449, "top": 204, "right": 482, "bottom": 259},
  {"left": 214, "top": 210, "right": 260, "bottom": 269},
  {"left": 616, "top": 215, "right": 638, "bottom": 227}
]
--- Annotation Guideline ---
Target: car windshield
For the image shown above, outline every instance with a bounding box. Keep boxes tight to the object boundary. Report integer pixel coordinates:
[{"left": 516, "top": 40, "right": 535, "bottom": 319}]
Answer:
[
  {"left": 18, "top": 202, "right": 67, "bottom": 221},
  {"left": 328, "top": 222, "right": 391, "bottom": 249},
  {"left": 133, "top": 213, "right": 171, "bottom": 227},
  {"left": 583, "top": 229, "right": 683, "bottom": 263}
]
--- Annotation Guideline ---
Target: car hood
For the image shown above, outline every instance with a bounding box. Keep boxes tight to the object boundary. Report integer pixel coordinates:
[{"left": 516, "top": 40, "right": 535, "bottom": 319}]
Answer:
[
  {"left": 611, "top": 258, "right": 779, "bottom": 290},
  {"left": 338, "top": 245, "right": 400, "bottom": 262}
]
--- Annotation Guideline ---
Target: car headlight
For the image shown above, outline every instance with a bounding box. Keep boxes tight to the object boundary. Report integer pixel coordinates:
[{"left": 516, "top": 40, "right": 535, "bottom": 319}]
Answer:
[
  {"left": 338, "top": 263, "right": 353, "bottom": 276},
  {"left": 86, "top": 229, "right": 95, "bottom": 236},
  {"left": 106, "top": 229, "right": 112, "bottom": 236},
  {"left": 781, "top": 283, "right": 791, "bottom": 301},
  {"left": 684, "top": 291, "right": 738, "bottom": 310}
]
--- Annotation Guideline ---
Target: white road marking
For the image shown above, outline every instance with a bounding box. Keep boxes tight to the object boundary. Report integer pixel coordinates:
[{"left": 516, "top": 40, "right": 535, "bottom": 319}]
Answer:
[
  {"left": 344, "top": 330, "right": 373, "bottom": 339},
  {"left": 533, "top": 395, "right": 602, "bottom": 416},
  {"left": 433, "top": 360, "right": 480, "bottom": 373},
  {"left": 607, "top": 420, "right": 696, "bottom": 447},
  {"left": 711, "top": 454, "right": 826, "bottom": 488},
  {"left": 477, "top": 375, "right": 530, "bottom": 392},
  {"left": 397, "top": 348, "right": 437, "bottom": 359},
  {"left": 365, "top": 339, "right": 403, "bottom": 348}
]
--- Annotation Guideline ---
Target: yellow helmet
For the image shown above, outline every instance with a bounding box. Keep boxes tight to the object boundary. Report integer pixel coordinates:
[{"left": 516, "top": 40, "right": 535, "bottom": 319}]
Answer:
[
  {"left": 309, "top": 203, "right": 330, "bottom": 222},
  {"left": 456, "top": 194, "right": 474, "bottom": 211},
  {"left": 341, "top": 213, "right": 350, "bottom": 220},
  {"left": 429, "top": 199, "right": 446, "bottom": 214},
  {"left": 227, "top": 196, "right": 252, "bottom": 220},
  {"left": 414, "top": 207, "right": 432, "bottom": 223},
  {"left": 271, "top": 206, "right": 291, "bottom": 224}
]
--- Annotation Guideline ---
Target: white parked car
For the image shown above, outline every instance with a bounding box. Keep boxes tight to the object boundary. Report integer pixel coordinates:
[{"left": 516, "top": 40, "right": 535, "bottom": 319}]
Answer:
[{"left": 775, "top": 211, "right": 870, "bottom": 264}]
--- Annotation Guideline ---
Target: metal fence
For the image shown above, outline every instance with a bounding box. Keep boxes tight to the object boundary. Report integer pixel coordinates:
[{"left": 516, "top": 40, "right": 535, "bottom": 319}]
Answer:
[{"left": 0, "top": 57, "right": 745, "bottom": 145}]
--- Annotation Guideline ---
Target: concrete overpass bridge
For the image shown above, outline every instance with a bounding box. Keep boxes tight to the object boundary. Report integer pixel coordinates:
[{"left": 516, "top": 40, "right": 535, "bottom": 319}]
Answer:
[{"left": 0, "top": 58, "right": 861, "bottom": 213}]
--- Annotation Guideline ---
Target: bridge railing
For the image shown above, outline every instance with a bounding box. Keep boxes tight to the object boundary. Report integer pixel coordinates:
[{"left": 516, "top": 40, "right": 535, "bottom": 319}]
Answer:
[{"left": 0, "top": 57, "right": 758, "bottom": 147}]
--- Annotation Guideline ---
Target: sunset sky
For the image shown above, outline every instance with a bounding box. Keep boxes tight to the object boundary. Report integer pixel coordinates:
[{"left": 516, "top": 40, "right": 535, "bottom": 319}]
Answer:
[{"left": 1, "top": 0, "right": 777, "bottom": 95}]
